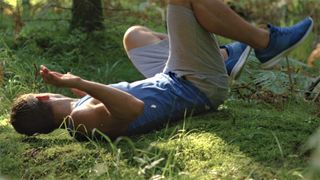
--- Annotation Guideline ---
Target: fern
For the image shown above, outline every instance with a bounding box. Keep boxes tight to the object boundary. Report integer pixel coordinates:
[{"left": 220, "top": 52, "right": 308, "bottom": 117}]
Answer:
[
  {"left": 253, "top": 70, "right": 289, "bottom": 95},
  {"left": 232, "top": 56, "right": 314, "bottom": 101}
]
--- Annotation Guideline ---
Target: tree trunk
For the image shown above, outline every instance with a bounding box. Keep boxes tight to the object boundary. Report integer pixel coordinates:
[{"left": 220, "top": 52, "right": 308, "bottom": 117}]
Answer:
[
  {"left": 103, "top": 0, "right": 109, "bottom": 16},
  {"left": 22, "top": 0, "right": 30, "bottom": 18},
  {"left": 71, "top": 0, "right": 104, "bottom": 32}
]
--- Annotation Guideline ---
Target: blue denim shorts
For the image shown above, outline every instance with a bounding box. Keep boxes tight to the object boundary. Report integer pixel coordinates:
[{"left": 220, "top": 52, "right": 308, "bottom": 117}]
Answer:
[
  {"left": 71, "top": 72, "right": 214, "bottom": 138},
  {"left": 111, "top": 72, "right": 213, "bottom": 136}
]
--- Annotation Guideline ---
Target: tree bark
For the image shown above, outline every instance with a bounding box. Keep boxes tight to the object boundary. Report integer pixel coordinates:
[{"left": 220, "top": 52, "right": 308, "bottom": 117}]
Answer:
[
  {"left": 71, "top": 0, "right": 104, "bottom": 32},
  {"left": 22, "top": 0, "right": 30, "bottom": 18}
]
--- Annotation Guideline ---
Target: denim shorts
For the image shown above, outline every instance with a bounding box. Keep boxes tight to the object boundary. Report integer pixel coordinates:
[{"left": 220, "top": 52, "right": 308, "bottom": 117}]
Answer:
[
  {"left": 111, "top": 72, "right": 214, "bottom": 136},
  {"left": 71, "top": 72, "right": 214, "bottom": 138}
]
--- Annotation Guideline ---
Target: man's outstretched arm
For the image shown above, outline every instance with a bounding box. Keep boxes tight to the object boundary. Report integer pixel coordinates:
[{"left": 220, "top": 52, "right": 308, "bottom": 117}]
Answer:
[
  {"left": 40, "top": 65, "right": 144, "bottom": 124},
  {"left": 76, "top": 79, "right": 144, "bottom": 121}
]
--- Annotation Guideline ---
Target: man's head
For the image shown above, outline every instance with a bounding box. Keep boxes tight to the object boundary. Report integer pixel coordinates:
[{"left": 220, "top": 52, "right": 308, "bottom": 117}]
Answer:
[{"left": 10, "top": 93, "right": 57, "bottom": 136}]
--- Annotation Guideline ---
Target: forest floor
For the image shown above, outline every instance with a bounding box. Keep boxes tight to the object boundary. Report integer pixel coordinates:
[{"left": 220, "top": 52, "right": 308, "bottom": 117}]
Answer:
[
  {"left": 1, "top": 8, "right": 320, "bottom": 179},
  {"left": 1, "top": 100, "right": 320, "bottom": 179}
]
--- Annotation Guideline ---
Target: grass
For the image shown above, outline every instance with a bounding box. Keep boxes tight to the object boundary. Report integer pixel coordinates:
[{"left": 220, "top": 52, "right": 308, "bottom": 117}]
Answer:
[
  {"left": 1, "top": 100, "right": 320, "bottom": 179},
  {"left": 1, "top": 2, "right": 320, "bottom": 179}
]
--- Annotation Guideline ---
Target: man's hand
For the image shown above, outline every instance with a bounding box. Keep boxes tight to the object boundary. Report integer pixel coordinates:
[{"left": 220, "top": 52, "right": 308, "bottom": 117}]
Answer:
[{"left": 40, "top": 65, "right": 81, "bottom": 88}]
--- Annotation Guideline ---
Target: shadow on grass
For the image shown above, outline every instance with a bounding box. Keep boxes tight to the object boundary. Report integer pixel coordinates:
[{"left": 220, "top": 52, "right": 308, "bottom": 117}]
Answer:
[
  {"left": 118, "top": 99, "right": 320, "bottom": 178},
  {"left": 206, "top": 100, "right": 318, "bottom": 167}
]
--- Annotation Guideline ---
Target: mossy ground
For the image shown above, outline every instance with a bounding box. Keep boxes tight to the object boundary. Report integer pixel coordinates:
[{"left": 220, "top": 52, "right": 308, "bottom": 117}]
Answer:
[{"left": 1, "top": 99, "right": 320, "bottom": 179}]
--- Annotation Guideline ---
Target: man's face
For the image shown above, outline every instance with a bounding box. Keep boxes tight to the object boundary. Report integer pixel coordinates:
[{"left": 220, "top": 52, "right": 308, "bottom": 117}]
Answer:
[{"left": 33, "top": 93, "right": 70, "bottom": 120}]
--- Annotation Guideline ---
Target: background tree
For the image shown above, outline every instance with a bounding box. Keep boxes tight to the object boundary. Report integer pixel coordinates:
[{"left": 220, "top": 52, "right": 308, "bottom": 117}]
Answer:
[
  {"left": 21, "top": 0, "right": 30, "bottom": 18},
  {"left": 71, "top": 0, "right": 104, "bottom": 32}
]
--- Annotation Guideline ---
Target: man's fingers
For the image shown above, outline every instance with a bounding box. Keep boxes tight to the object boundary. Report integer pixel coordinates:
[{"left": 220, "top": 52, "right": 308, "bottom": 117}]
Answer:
[
  {"left": 40, "top": 73, "right": 50, "bottom": 83},
  {"left": 40, "top": 65, "right": 66, "bottom": 78},
  {"left": 40, "top": 65, "right": 47, "bottom": 70},
  {"left": 39, "top": 65, "right": 65, "bottom": 87},
  {"left": 40, "top": 67, "right": 49, "bottom": 77},
  {"left": 40, "top": 65, "right": 49, "bottom": 72},
  {"left": 51, "top": 71, "right": 63, "bottom": 77},
  {"left": 40, "top": 70, "right": 57, "bottom": 82}
]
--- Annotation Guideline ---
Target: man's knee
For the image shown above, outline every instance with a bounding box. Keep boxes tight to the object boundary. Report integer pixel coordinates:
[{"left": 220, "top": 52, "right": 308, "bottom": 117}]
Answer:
[
  {"left": 123, "top": 26, "right": 148, "bottom": 43},
  {"left": 123, "top": 26, "right": 161, "bottom": 52},
  {"left": 123, "top": 26, "right": 149, "bottom": 50}
]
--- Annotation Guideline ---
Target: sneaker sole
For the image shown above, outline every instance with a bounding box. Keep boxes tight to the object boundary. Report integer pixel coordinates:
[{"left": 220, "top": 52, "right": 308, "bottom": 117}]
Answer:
[
  {"left": 230, "top": 46, "right": 252, "bottom": 80},
  {"left": 261, "top": 17, "right": 314, "bottom": 69}
]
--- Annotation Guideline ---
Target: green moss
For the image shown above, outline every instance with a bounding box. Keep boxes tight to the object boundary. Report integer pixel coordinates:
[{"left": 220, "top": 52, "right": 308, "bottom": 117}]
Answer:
[{"left": 1, "top": 100, "right": 319, "bottom": 179}]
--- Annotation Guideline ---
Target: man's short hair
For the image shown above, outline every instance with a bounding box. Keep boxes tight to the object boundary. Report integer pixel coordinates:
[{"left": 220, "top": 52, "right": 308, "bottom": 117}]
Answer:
[{"left": 10, "top": 94, "right": 57, "bottom": 136}]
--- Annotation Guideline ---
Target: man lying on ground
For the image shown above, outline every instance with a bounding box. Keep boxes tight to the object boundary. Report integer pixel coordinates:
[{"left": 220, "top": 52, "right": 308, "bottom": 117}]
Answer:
[{"left": 10, "top": 0, "right": 313, "bottom": 140}]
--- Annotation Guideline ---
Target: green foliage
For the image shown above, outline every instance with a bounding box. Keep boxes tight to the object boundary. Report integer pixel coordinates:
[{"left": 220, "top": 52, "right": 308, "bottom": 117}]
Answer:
[
  {"left": 229, "top": 52, "right": 320, "bottom": 105},
  {"left": 228, "top": 0, "right": 320, "bottom": 25}
]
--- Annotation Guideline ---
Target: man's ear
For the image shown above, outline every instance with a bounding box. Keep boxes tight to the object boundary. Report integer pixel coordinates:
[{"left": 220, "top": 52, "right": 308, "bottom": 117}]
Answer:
[{"left": 36, "top": 95, "right": 50, "bottom": 101}]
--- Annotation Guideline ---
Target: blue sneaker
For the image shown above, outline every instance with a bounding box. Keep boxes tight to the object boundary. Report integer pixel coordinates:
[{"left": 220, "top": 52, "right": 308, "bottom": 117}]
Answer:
[
  {"left": 256, "top": 17, "right": 314, "bottom": 69},
  {"left": 223, "top": 42, "right": 251, "bottom": 80}
]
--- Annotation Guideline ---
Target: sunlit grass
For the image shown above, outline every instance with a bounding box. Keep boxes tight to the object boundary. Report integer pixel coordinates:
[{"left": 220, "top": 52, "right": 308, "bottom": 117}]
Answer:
[{"left": 1, "top": 100, "right": 320, "bottom": 179}]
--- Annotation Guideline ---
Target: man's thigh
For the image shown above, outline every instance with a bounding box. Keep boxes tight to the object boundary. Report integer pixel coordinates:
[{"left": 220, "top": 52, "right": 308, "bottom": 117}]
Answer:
[
  {"left": 123, "top": 26, "right": 170, "bottom": 78},
  {"left": 164, "top": 5, "right": 225, "bottom": 76},
  {"left": 163, "top": 4, "right": 229, "bottom": 104},
  {"left": 128, "top": 39, "right": 170, "bottom": 78}
]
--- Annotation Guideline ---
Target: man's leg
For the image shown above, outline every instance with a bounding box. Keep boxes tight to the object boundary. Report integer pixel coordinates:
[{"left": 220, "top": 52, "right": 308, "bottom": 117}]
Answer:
[
  {"left": 123, "top": 26, "right": 241, "bottom": 78},
  {"left": 163, "top": 2, "right": 230, "bottom": 106},
  {"left": 168, "top": 0, "right": 313, "bottom": 69},
  {"left": 163, "top": 0, "right": 313, "bottom": 105},
  {"left": 123, "top": 26, "right": 167, "bottom": 52},
  {"left": 123, "top": 26, "right": 229, "bottom": 59},
  {"left": 122, "top": 26, "right": 169, "bottom": 78},
  {"left": 168, "top": 0, "right": 269, "bottom": 50}
]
